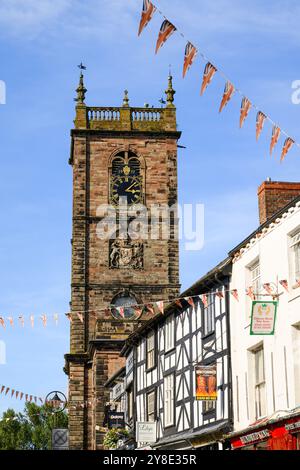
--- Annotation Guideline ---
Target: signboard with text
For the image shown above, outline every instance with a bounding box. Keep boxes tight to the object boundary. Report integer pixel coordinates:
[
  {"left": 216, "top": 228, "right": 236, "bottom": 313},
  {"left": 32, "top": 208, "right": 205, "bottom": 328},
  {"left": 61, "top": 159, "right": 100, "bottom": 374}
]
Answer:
[
  {"left": 136, "top": 422, "right": 157, "bottom": 443},
  {"left": 108, "top": 411, "right": 125, "bottom": 429},
  {"left": 195, "top": 364, "right": 217, "bottom": 401},
  {"left": 250, "top": 301, "right": 278, "bottom": 335}
]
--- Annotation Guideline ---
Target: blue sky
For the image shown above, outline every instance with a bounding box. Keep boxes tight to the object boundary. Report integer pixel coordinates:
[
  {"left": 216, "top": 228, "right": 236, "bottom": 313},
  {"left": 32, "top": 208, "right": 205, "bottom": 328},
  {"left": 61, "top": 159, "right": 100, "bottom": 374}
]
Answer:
[{"left": 0, "top": 0, "right": 300, "bottom": 416}]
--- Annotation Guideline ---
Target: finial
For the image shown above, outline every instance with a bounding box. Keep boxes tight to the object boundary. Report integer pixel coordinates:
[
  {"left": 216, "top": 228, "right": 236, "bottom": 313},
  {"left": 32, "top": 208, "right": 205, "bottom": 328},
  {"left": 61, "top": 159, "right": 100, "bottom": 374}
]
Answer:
[
  {"left": 122, "top": 89, "right": 129, "bottom": 107},
  {"left": 165, "top": 73, "right": 175, "bottom": 108},
  {"left": 75, "top": 64, "right": 87, "bottom": 105}
]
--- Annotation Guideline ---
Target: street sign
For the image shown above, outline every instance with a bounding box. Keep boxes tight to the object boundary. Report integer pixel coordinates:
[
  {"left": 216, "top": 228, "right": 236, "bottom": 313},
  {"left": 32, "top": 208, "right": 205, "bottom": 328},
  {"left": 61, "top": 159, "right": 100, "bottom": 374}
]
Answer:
[{"left": 52, "top": 428, "right": 69, "bottom": 450}]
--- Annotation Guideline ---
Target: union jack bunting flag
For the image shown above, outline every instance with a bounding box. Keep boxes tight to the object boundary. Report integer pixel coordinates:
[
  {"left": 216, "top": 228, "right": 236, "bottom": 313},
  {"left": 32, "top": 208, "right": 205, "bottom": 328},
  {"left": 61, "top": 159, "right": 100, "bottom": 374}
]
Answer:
[
  {"left": 256, "top": 111, "right": 266, "bottom": 141},
  {"left": 219, "top": 81, "right": 235, "bottom": 113},
  {"left": 200, "top": 62, "right": 217, "bottom": 96},
  {"left": 239, "top": 97, "right": 251, "bottom": 128},
  {"left": 138, "top": 0, "right": 156, "bottom": 36},
  {"left": 280, "top": 137, "right": 294, "bottom": 162},
  {"left": 201, "top": 294, "right": 208, "bottom": 308},
  {"left": 279, "top": 279, "right": 289, "bottom": 292},
  {"left": 155, "top": 20, "right": 176, "bottom": 54},
  {"left": 231, "top": 289, "right": 239, "bottom": 301},
  {"left": 183, "top": 42, "right": 197, "bottom": 78},
  {"left": 270, "top": 125, "right": 281, "bottom": 155},
  {"left": 156, "top": 301, "right": 164, "bottom": 314}
]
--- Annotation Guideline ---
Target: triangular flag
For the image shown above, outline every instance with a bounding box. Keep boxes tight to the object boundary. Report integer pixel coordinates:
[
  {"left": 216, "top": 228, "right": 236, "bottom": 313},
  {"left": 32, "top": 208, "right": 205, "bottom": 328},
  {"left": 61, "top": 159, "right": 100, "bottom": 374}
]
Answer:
[
  {"left": 256, "top": 111, "right": 266, "bottom": 141},
  {"left": 156, "top": 301, "right": 164, "bottom": 314},
  {"left": 279, "top": 279, "right": 289, "bottom": 292},
  {"left": 16, "top": 391, "right": 19, "bottom": 399},
  {"left": 19, "top": 315, "right": 24, "bottom": 327},
  {"left": 29, "top": 395, "right": 33, "bottom": 402},
  {"left": 20, "top": 392, "right": 24, "bottom": 400},
  {"left": 5, "top": 387, "right": 10, "bottom": 395},
  {"left": 240, "top": 97, "right": 251, "bottom": 128},
  {"left": 201, "top": 294, "right": 208, "bottom": 308},
  {"left": 66, "top": 313, "right": 72, "bottom": 323},
  {"left": 146, "top": 304, "right": 155, "bottom": 315},
  {"left": 30, "top": 315, "right": 34, "bottom": 328},
  {"left": 263, "top": 283, "right": 273, "bottom": 295},
  {"left": 185, "top": 297, "right": 195, "bottom": 307},
  {"left": 77, "top": 312, "right": 84, "bottom": 323},
  {"left": 200, "top": 62, "right": 217, "bottom": 95},
  {"left": 246, "top": 287, "right": 256, "bottom": 301},
  {"left": 216, "top": 291, "right": 224, "bottom": 299},
  {"left": 270, "top": 125, "right": 281, "bottom": 155},
  {"left": 155, "top": 20, "right": 176, "bottom": 54},
  {"left": 39, "top": 397, "right": 43, "bottom": 403},
  {"left": 0, "top": 317, "right": 5, "bottom": 329},
  {"left": 296, "top": 279, "right": 300, "bottom": 288},
  {"left": 1, "top": 385, "right": 5, "bottom": 394},
  {"left": 11, "top": 389, "right": 15, "bottom": 398},
  {"left": 41, "top": 314, "right": 47, "bottom": 327},
  {"left": 175, "top": 299, "right": 183, "bottom": 309},
  {"left": 183, "top": 42, "right": 197, "bottom": 78},
  {"left": 25, "top": 394, "right": 28, "bottom": 401},
  {"left": 280, "top": 137, "right": 294, "bottom": 162},
  {"left": 219, "top": 81, "right": 235, "bottom": 113},
  {"left": 53, "top": 313, "right": 59, "bottom": 325},
  {"left": 7, "top": 317, "right": 14, "bottom": 327},
  {"left": 231, "top": 289, "right": 239, "bottom": 301},
  {"left": 132, "top": 306, "right": 142, "bottom": 317},
  {"left": 138, "top": 0, "right": 156, "bottom": 36}
]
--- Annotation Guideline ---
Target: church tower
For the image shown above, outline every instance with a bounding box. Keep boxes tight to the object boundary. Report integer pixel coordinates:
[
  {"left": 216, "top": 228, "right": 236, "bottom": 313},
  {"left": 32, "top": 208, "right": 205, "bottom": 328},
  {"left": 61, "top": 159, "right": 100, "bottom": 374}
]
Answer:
[{"left": 65, "top": 72, "right": 181, "bottom": 449}]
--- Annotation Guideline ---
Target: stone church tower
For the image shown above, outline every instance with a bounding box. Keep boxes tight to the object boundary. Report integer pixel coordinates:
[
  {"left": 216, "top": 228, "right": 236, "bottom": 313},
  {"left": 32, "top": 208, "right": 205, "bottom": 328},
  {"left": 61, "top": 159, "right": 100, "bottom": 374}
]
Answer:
[{"left": 64, "top": 72, "right": 181, "bottom": 449}]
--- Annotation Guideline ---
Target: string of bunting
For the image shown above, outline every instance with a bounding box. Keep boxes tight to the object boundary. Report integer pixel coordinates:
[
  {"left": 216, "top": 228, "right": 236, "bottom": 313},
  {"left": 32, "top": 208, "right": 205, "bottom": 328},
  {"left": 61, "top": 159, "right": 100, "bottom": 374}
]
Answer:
[
  {"left": 138, "top": 0, "right": 298, "bottom": 162},
  {"left": 0, "top": 279, "right": 293, "bottom": 330}
]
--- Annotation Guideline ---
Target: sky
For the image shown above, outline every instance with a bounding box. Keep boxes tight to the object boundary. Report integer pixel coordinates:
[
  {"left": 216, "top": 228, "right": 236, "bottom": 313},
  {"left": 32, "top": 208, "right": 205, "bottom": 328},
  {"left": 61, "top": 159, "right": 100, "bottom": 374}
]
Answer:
[{"left": 0, "top": 0, "right": 300, "bottom": 416}]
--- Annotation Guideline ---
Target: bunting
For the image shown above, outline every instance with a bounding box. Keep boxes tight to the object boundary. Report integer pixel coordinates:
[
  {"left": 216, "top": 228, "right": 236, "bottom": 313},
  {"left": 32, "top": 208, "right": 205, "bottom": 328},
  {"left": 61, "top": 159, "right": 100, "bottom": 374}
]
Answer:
[
  {"left": 239, "top": 97, "right": 251, "bottom": 128},
  {"left": 200, "top": 62, "right": 217, "bottom": 96},
  {"left": 219, "top": 81, "right": 235, "bottom": 113},
  {"left": 185, "top": 297, "right": 195, "bottom": 308},
  {"left": 279, "top": 279, "right": 289, "bottom": 292},
  {"left": 216, "top": 291, "right": 224, "bottom": 299},
  {"left": 0, "top": 317, "right": 5, "bottom": 329},
  {"left": 156, "top": 301, "right": 164, "bottom": 314},
  {"left": 231, "top": 289, "right": 239, "bottom": 301},
  {"left": 155, "top": 20, "right": 176, "bottom": 54},
  {"left": 256, "top": 112, "right": 266, "bottom": 141},
  {"left": 136, "top": 2, "right": 298, "bottom": 162},
  {"left": 201, "top": 294, "right": 208, "bottom": 308},
  {"left": 138, "top": 0, "right": 156, "bottom": 36},
  {"left": 246, "top": 286, "right": 256, "bottom": 301},
  {"left": 280, "top": 137, "right": 294, "bottom": 162},
  {"left": 270, "top": 125, "right": 281, "bottom": 155},
  {"left": 263, "top": 283, "right": 273, "bottom": 295},
  {"left": 183, "top": 42, "right": 197, "bottom": 78}
]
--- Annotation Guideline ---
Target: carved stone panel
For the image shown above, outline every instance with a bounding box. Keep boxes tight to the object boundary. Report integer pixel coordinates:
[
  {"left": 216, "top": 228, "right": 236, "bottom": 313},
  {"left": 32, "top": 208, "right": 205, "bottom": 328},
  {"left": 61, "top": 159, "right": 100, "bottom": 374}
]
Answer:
[{"left": 109, "top": 238, "right": 143, "bottom": 269}]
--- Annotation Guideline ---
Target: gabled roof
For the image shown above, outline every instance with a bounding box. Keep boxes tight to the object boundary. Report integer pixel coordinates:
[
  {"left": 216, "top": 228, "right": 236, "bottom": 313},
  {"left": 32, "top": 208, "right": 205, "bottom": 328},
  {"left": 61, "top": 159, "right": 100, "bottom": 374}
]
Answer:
[{"left": 121, "top": 257, "right": 231, "bottom": 356}]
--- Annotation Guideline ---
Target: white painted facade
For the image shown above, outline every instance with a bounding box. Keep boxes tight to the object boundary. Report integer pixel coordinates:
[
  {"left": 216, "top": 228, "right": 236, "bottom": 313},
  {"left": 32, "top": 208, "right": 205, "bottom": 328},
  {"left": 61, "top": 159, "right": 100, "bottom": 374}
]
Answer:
[{"left": 230, "top": 200, "right": 300, "bottom": 432}]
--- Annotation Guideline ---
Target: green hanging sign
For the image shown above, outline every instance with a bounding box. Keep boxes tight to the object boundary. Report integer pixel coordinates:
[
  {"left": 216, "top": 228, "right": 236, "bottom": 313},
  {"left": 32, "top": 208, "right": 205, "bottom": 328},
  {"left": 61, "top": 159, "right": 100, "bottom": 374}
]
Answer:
[{"left": 250, "top": 301, "right": 278, "bottom": 335}]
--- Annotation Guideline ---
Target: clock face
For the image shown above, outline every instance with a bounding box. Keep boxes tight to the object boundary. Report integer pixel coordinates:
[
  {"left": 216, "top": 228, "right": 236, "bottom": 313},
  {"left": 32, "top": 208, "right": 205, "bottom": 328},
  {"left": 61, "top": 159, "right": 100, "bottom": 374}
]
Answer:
[{"left": 111, "top": 175, "right": 142, "bottom": 206}]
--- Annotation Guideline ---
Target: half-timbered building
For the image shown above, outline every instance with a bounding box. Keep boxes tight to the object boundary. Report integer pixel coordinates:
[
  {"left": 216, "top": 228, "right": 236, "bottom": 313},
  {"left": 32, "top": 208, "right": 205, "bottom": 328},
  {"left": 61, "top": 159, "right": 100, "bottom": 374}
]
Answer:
[{"left": 119, "top": 258, "right": 233, "bottom": 450}]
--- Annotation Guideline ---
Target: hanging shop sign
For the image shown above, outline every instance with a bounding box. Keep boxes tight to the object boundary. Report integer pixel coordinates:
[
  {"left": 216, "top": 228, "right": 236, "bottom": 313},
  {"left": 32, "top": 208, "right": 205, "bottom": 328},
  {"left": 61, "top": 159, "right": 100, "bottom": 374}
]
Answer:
[
  {"left": 108, "top": 411, "right": 125, "bottom": 429},
  {"left": 250, "top": 301, "right": 278, "bottom": 335},
  {"left": 195, "top": 364, "right": 217, "bottom": 401},
  {"left": 136, "top": 421, "right": 157, "bottom": 443},
  {"left": 112, "top": 382, "right": 124, "bottom": 401}
]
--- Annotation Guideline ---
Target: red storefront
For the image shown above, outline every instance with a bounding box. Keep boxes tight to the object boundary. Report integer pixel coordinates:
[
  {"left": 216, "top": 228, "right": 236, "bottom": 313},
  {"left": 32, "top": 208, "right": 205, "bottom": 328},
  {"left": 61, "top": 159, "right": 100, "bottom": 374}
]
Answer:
[{"left": 229, "top": 411, "right": 300, "bottom": 450}]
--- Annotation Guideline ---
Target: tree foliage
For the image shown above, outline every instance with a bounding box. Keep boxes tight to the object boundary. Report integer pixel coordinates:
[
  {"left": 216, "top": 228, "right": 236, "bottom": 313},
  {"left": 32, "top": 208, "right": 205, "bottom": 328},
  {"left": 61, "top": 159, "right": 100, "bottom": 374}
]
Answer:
[{"left": 0, "top": 402, "right": 68, "bottom": 450}]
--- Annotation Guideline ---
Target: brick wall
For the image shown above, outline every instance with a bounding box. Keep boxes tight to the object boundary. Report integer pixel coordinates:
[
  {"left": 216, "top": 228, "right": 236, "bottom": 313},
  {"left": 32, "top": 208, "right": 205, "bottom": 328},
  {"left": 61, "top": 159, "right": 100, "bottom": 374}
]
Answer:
[{"left": 258, "top": 181, "right": 300, "bottom": 225}]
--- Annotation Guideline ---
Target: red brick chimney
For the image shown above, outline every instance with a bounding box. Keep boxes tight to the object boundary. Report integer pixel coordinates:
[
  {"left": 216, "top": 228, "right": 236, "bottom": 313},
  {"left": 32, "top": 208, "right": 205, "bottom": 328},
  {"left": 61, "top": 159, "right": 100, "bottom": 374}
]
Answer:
[{"left": 258, "top": 180, "right": 300, "bottom": 224}]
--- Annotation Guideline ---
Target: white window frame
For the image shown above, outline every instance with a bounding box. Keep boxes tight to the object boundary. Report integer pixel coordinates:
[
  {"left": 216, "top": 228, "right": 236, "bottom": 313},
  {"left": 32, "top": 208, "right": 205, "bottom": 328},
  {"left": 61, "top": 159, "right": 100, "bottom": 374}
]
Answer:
[
  {"left": 251, "top": 260, "right": 261, "bottom": 296},
  {"left": 290, "top": 231, "right": 300, "bottom": 283},
  {"left": 203, "top": 293, "right": 215, "bottom": 336},
  {"left": 147, "top": 389, "right": 156, "bottom": 422},
  {"left": 146, "top": 331, "right": 156, "bottom": 370},
  {"left": 165, "top": 315, "right": 175, "bottom": 352},
  {"left": 164, "top": 374, "right": 174, "bottom": 428},
  {"left": 253, "top": 346, "right": 266, "bottom": 419}
]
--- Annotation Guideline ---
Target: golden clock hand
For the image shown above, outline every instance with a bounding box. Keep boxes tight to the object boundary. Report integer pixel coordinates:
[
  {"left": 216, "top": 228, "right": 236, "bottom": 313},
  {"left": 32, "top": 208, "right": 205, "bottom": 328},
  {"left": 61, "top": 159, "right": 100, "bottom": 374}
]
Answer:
[{"left": 125, "top": 182, "right": 138, "bottom": 193}]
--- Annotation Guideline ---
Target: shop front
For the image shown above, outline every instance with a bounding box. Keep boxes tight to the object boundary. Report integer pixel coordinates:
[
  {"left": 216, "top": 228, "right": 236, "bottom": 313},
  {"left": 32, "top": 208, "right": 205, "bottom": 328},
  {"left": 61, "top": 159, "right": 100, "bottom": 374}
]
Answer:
[{"left": 229, "top": 411, "right": 300, "bottom": 450}]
